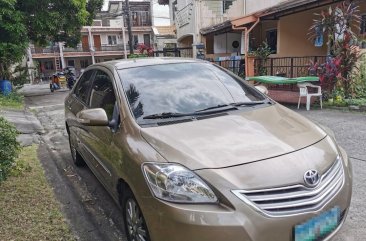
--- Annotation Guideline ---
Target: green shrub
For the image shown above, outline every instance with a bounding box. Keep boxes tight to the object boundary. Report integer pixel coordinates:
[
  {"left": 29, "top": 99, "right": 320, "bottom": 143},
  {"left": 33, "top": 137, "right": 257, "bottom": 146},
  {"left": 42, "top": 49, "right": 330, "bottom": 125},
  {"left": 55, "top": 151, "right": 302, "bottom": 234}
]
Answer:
[{"left": 0, "top": 116, "right": 20, "bottom": 183}]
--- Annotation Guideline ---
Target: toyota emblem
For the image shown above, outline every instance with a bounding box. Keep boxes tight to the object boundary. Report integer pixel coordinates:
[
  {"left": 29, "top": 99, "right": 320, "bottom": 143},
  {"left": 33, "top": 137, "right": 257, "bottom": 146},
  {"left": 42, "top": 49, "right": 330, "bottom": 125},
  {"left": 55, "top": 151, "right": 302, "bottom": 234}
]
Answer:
[{"left": 304, "top": 170, "right": 320, "bottom": 187}]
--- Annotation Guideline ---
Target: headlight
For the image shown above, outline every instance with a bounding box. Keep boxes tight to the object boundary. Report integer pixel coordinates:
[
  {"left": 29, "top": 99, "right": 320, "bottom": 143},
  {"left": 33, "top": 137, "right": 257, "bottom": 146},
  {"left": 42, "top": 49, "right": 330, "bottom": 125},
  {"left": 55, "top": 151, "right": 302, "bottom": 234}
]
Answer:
[{"left": 142, "top": 163, "right": 218, "bottom": 203}]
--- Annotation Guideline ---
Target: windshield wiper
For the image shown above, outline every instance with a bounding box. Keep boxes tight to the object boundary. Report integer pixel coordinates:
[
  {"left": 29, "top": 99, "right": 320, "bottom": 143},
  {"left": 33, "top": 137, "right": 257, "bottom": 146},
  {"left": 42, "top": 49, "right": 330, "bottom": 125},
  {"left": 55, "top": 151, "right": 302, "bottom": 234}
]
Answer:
[
  {"left": 230, "top": 100, "right": 269, "bottom": 107},
  {"left": 143, "top": 112, "right": 191, "bottom": 119},
  {"left": 195, "top": 104, "right": 235, "bottom": 112}
]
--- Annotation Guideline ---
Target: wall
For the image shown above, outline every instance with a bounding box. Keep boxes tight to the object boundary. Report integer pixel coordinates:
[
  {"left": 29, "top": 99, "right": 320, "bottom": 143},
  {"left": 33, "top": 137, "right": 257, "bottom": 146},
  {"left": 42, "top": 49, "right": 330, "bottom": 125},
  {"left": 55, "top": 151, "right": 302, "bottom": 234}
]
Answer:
[
  {"left": 245, "top": 0, "right": 285, "bottom": 15},
  {"left": 214, "top": 32, "right": 241, "bottom": 54},
  {"left": 155, "top": 37, "right": 177, "bottom": 50},
  {"left": 176, "top": 0, "right": 195, "bottom": 42},
  {"left": 277, "top": 7, "right": 328, "bottom": 57},
  {"left": 225, "top": 0, "right": 245, "bottom": 19}
]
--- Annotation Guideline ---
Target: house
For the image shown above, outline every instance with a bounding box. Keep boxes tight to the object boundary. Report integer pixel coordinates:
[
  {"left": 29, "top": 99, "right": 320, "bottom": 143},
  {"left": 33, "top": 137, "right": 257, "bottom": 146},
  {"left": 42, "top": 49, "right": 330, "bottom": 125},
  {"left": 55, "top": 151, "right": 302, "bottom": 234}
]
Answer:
[
  {"left": 152, "top": 25, "right": 177, "bottom": 52},
  {"left": 29, "top": 0, "right": 153, "bottom": 79},
  {"left": 158, "top": 0, "right": 246, "bottom": 58},
  {"left": 161, "top": 0, "right": 366, "bottom": 77}
]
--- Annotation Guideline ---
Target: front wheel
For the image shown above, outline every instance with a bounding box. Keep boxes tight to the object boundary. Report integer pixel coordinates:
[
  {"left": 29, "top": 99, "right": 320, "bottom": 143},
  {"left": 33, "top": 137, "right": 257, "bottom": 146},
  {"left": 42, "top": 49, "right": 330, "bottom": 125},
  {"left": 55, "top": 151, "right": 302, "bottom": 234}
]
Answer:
[
  {"left": 68, "top": 132, "right": 85, "bottom": 167},
  {"left": 123, "top": 190, "right": 151, "bottom": 241}
]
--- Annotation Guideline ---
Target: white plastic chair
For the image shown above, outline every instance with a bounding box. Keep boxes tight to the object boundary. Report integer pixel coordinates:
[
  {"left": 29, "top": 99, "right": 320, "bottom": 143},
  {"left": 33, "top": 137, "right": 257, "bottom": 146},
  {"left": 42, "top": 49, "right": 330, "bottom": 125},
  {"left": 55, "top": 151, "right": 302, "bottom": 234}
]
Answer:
[
  {"left": 254, "top": 85, "right": 269, "bottom": 95},
  {"left": 297, "top": 83, "right": 322, "bottom": 111}
]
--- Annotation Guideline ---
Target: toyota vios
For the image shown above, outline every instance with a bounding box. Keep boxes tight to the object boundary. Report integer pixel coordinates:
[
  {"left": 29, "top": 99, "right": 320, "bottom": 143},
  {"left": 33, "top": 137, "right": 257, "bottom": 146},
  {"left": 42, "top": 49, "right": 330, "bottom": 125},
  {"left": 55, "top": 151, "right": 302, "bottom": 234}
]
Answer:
[{"left": 65, "top": 58, "right": 352, "bottom": 241}]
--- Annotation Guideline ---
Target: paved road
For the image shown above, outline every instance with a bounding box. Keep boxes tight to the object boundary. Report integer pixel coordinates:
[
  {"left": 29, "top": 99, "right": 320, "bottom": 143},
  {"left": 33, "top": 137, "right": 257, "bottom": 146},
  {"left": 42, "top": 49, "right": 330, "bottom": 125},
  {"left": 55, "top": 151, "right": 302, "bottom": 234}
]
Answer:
[
  {"left": 24, "top": 84, "right": 366, "bottom": 241},
  {"left": 293, "top": 108, "right": 366, "bottom": 241},
  {"left": 24, "top": 84, "right": 127, "bottom": 241}
]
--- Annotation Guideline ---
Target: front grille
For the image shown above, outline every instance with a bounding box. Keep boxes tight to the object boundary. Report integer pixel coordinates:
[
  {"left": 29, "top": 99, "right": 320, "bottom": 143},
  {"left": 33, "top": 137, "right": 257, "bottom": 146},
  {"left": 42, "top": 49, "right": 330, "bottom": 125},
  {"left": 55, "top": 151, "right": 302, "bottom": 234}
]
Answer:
[{"left": 232, "top": 156, "right": 344, "bottom": 216}]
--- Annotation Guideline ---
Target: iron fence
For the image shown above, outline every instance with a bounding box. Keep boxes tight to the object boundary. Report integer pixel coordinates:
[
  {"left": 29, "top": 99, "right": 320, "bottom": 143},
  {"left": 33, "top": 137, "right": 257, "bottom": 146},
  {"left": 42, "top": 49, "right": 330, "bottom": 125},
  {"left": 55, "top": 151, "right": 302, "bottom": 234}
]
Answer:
[
  {"left": 154, "top": 47, "right": 193, "bottom": 58},
  {"left": 254, "top": 56, "right": 327, "bottom": 78},
  {"left": 211, "top": 59, "right": 244, "bottom": 76}
]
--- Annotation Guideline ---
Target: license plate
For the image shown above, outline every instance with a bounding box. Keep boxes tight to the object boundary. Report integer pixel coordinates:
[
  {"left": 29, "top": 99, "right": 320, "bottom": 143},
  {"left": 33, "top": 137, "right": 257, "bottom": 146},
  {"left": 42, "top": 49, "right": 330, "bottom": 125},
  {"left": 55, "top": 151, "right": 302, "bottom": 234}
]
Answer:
[{"left": 294, "top": 206, "right": 341, "bottom": 241}]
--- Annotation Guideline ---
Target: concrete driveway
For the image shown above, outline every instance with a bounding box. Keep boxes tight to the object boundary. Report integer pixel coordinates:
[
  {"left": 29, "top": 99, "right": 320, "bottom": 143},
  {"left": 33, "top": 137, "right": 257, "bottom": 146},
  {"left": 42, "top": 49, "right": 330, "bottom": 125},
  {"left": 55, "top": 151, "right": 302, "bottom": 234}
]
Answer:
[
  {"left": 22, "top": 84, "right": 366, "bottom": 241},
  {"left": 293, "top": 107, "right": 366, "bottom": 241}
]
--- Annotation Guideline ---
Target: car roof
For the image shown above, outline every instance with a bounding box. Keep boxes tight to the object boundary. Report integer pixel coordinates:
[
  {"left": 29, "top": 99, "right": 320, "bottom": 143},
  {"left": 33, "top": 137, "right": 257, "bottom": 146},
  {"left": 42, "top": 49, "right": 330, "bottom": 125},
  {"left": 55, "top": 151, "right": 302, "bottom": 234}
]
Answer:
[{"left": 94, "top": 57, "right": 206, "bottom": 71}]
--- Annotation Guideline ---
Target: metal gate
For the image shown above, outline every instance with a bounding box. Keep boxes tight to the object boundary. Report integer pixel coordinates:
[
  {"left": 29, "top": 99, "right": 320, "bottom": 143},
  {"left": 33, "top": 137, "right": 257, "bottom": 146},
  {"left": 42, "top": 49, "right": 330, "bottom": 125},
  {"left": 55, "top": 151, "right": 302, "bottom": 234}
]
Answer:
[{"left": 154, "top": 47, "right": 193, "bottom": 58}]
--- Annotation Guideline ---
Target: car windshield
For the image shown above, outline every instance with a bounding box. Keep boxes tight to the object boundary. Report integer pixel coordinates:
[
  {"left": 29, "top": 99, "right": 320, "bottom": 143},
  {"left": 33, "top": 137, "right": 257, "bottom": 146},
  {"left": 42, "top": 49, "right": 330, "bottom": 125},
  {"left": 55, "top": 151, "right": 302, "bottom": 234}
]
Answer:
[{"left": 118, "top": 62, "right": 266, "bottom": 122}]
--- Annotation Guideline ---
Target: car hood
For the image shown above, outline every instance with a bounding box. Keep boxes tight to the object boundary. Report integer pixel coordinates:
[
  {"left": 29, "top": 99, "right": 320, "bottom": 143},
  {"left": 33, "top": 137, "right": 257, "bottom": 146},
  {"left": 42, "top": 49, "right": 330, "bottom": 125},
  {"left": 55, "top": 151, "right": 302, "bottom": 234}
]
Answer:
[{"left": 140, "top": 104, "right": 327, "bottom": 170}]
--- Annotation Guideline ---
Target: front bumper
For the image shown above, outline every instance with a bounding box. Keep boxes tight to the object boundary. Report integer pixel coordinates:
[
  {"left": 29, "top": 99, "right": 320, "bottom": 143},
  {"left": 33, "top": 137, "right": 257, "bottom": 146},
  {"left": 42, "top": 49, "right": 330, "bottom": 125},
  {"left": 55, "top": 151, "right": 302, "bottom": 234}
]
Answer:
[{"left": 139, "top": 148, "right": 352, "bottom": 241}]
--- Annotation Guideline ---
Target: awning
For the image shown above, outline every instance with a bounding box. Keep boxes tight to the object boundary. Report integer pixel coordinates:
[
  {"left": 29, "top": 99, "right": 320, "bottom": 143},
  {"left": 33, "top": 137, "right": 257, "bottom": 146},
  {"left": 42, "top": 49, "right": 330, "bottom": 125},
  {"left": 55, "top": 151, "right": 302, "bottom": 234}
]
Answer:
[
  {"left": 200, "top": 20, "right": 233, "bottom": 36},
  {"left": 231, "top": 15, "right": 259, "bottom": 28},
  {"left": 231, "top": 0, "right": 344, "bottom": 27},
  {"left": 201, "top": 0, "right": 345, "bottom": 36}
]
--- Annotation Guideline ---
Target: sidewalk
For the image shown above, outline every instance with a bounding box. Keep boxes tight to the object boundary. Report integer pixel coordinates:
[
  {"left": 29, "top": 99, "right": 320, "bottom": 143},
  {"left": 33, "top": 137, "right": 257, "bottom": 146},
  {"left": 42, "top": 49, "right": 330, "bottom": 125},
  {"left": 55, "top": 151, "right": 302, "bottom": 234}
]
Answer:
[
  {"left": 1, "top": 84, "right": 55, "bottom": 146},
  {"left": 0, "top": 108, "right": 45, "bottom": 147}
]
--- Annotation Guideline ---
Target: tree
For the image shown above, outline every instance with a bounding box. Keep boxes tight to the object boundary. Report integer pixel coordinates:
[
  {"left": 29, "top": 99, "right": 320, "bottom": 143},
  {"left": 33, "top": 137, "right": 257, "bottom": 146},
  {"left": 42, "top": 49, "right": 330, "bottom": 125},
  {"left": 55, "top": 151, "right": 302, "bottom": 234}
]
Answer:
[
  {"left": 0, "top": 0, "right": 103, "bottom": 80},
  {"left": 0, "top": 0, "right": 28, "bottom": 80},
  {"left": 16, "top": 0, "right": 103, "bottom": 47}
]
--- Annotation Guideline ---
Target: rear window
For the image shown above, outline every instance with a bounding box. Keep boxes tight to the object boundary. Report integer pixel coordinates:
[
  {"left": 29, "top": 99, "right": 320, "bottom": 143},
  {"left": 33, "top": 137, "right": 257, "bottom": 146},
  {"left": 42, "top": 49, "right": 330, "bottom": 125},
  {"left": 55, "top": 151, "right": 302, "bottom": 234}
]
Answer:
[{"left": 118, "top": 62, "right": 265, "bottom": 121}]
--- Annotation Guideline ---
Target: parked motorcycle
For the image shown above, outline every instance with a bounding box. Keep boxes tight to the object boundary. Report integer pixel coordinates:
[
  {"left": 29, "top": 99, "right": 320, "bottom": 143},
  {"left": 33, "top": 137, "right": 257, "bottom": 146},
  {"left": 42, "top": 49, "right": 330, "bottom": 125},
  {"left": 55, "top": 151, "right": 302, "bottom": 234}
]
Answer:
[{"left": 66, "top": 72, "right": 76, "bottom": 90}]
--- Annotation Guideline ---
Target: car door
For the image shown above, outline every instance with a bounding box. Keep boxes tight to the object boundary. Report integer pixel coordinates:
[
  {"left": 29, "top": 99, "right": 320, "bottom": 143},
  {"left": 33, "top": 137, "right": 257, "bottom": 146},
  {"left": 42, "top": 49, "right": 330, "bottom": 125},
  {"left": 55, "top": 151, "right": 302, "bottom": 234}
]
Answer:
[
  {"left": 82, "top": 68, "right": 122, "bottom": 190},
  {"left": 66, "top": 69, "right": 99, "bottom": 170}
]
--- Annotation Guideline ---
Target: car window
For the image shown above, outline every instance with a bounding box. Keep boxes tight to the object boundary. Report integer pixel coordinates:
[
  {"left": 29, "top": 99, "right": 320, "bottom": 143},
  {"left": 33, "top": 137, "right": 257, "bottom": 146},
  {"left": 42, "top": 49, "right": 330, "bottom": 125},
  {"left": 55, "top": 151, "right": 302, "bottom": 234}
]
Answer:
[
  {"left": 89, "top": 70, "right": 116, "bottom": 121},
  {"left": 74, "top": 70, "right": 94, "bottom": 104},
  {"left": 118, "top": 62, "right": 265, "bottom": 121}
]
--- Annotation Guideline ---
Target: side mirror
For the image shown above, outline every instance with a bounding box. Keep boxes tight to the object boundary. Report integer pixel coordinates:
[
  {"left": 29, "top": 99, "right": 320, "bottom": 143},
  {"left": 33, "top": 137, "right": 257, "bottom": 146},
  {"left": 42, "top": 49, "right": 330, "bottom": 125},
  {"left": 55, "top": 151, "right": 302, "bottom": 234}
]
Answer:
[
  {"left": 76, "top": 108, "right": 109, "bottom": 126},
  {"left": 255, "top": 85, "right": 269, "bottom": 95}
]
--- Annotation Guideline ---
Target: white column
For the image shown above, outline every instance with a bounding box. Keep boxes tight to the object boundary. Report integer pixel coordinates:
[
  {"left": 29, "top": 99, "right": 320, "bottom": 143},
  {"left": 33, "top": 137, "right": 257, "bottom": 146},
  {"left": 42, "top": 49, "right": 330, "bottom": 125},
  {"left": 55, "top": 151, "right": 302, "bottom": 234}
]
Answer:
[
  {"left": 121, "top": 17, "right": 128, "bottom": 59},
  {"left": 58, "top": 42, "right": 66, "bottom": 69},
  {"left": 88, "top": 27, "right": 96, "bottom": 64}
]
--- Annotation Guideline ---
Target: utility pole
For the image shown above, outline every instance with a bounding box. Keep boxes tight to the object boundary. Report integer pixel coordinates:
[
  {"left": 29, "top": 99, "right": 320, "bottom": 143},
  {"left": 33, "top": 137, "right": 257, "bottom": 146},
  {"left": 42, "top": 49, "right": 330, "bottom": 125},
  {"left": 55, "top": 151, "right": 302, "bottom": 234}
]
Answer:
[{"left": 125, "top": 0, "right": 134, "bottom": 55}]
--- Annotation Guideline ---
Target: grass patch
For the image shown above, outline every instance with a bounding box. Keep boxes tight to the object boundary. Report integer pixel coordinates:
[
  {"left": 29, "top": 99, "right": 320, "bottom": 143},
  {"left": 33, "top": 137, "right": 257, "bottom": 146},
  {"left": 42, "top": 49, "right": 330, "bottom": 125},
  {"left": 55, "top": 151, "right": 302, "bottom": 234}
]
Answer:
[
  {"left": 0, "top": 92, "right": 24, "bottom": 109},
  {"left": 0, "top": 145, "right": 75, "bottom": 241}
]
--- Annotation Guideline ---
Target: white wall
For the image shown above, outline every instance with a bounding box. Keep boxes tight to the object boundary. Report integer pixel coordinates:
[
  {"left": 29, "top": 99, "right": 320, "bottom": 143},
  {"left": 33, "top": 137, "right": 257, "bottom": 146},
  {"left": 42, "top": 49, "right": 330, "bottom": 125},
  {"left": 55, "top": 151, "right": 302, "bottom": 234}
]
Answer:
[
  {"left": 214, "top": 33, "right": 242, "bottom": 54},
  {"left": 245, "top": 0, "right": 286, "bottom": 15}
]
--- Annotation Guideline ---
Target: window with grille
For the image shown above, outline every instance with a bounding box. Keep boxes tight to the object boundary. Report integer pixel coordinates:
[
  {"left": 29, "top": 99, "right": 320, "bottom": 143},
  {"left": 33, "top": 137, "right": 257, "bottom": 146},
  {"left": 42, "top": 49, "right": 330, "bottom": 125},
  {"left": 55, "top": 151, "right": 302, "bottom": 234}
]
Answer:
[
  {"left": 44, "top": 61, "right": 54, "bottom": 70},
  {"left": 80, "top": 59, "right": 89, "bottom": 68},
  {"left": 223, "top": 0, "right": 234, "bottom": 12},
  {"left": 108, "top": 36, "right": 117, "bottom": 45},
  {"left": 266, "top": 29, "right": 278, "bottom": 53}
]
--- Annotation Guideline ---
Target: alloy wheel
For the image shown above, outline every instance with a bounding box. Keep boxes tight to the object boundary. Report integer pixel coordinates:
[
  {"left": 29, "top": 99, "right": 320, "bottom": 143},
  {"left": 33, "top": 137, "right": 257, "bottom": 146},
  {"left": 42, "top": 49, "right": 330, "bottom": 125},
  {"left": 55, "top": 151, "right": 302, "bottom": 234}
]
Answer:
[{"left": 125, "top": 198, "right": 148, "bottom": 241}]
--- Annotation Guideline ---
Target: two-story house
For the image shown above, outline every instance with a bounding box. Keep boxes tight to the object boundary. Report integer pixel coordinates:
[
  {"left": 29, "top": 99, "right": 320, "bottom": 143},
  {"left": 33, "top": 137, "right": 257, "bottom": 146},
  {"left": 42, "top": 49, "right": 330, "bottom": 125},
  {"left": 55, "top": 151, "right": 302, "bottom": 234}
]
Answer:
[
  {"left": 30, "top": 0, "right": 153, "bottom": 79},
  {"left": 158, "top": 0, "right": 246, "bottom": 58},
  {"left": 161, "top": 0, "right": 366, "bottom": 77}
]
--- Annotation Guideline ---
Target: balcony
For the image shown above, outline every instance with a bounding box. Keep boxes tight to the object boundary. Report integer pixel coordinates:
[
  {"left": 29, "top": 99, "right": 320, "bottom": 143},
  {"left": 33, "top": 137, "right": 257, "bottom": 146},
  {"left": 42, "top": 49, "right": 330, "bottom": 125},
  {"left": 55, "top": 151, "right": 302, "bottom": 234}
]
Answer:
[
  {"left": 31, "top": 47, "right": 60, "bottom": 54},
  {"left": 98, "top": 45, "right": 129, "bottom": 52},
  {"left": 31, "top": 44, "right": 130, "bottom": 57},
  {"left": 63, "top": 46, "right": 90, "bottom": 52}
]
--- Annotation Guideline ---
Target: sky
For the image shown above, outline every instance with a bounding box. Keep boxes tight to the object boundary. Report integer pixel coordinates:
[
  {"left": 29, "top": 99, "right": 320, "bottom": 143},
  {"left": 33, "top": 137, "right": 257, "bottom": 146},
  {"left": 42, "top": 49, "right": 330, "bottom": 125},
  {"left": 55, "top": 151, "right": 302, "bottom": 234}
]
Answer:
[{"left": 103, "top": 0, "right": 170, "bottom": 26}]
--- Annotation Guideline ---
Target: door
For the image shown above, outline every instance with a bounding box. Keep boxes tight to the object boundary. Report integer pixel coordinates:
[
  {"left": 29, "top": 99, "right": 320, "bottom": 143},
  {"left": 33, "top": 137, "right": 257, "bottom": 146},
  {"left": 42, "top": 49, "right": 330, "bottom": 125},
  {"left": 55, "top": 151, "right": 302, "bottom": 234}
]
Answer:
[
  {"left": 83, "top": 69, "right": 121, "bottom": 189},
  {"left": 93, "top": 35, "right": 101, "bottom": 51},
  {"left": 66, "top": 70, "right": 97, "bottom": 168},
  {"left": 143, "top": 34, "right": 150, "bottom": 47},
  {"left": 82, "top": 35, "right": 89, "bottom": 51}
]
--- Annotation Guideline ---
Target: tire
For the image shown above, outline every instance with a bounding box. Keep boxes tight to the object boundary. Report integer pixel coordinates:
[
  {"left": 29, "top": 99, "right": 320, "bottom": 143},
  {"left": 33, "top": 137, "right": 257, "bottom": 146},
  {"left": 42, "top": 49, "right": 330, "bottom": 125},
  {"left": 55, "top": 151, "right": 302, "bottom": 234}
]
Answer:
[
  {"left": 122, "top": 189, "right": 151, "bottom": 241},
  {"left": 68, "top": 132, "right": 85, "bottom": 167}
]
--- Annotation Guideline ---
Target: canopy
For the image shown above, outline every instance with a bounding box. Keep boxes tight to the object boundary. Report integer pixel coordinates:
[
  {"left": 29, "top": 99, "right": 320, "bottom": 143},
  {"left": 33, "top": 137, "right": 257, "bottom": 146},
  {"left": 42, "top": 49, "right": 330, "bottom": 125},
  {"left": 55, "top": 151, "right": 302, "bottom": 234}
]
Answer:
[{"left": 248, "top": 76, "right": 319, "bottom": 84}]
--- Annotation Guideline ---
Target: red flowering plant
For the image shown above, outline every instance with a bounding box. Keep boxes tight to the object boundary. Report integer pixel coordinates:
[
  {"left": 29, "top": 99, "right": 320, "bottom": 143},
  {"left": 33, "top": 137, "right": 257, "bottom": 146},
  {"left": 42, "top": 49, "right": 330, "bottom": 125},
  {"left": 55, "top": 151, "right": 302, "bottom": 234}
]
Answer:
[
  {"left": 308, "top": 1, "right": 362, "bottom": 98},
  {"left": 308, "top": 57, "right": 341, "bottom": 99},
  {"left": 136, "top": 43, "right": 154, "bottom": 57}
]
